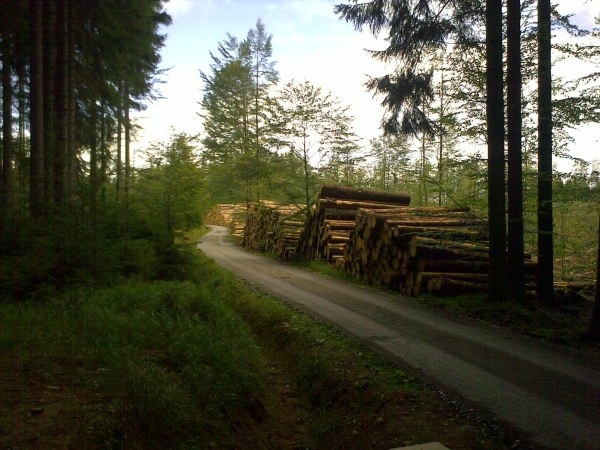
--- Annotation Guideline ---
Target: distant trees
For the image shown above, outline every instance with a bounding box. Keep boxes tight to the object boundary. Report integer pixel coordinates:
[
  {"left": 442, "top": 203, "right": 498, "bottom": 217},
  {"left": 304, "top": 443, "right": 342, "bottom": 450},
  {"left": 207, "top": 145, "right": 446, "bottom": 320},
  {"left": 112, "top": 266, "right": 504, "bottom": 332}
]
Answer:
[
  {"left": 369, "top": 135, "right": 412, "bottom": 192},
  {"left": 199, "top": 22, "right": 363, "bottom": 212},
  {"left": 200, "top": 20, "right": 279, "bottom": 204},
  {"left": 274, "top": 80, "right": 360, "bottom": 215}
]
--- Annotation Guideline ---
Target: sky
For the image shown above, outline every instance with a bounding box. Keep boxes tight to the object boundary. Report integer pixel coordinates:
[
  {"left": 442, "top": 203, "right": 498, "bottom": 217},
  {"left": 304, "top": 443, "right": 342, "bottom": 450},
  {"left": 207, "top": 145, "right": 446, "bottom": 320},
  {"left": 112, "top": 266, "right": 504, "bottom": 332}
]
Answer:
[{"left": 131, "top": 0, "right": 600, "bottom": 170}]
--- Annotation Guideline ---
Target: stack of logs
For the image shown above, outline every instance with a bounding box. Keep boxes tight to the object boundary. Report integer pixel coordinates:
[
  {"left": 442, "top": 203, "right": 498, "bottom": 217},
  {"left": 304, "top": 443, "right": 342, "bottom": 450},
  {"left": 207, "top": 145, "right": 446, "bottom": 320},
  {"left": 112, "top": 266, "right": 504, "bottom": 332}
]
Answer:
[
  {"left": 243, "top": 202, "right": 304, "bottom": 258},
  {"left": 205, "top": 203, "right": 248, "bottom": 238},
  {"left": 297, "top": 184, "right": 536, "bottom": 296},
  {"left": 216, "top": 185, "right": 537, "bottom": 297},
  {"left": 296, "top": 185, "right": 412, "bottom": 261},
  {"left": 342, "top": 207, "right": 504, "bottom": 296}
]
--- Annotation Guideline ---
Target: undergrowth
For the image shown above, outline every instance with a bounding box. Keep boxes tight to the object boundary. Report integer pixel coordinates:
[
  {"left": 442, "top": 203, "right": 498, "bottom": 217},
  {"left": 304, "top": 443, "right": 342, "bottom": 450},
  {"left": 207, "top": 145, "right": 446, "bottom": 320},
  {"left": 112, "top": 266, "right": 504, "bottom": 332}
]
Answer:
[{"left": 0, "top": 275, "right": 265, "bottom": 448}]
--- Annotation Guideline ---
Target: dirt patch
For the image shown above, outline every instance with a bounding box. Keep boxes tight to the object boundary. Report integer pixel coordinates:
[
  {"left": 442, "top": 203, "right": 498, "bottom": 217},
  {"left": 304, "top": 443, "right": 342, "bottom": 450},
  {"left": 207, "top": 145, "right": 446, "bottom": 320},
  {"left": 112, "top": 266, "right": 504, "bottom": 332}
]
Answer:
[{"left": 0, "top": 353, "right": 126, "bottom": 450}]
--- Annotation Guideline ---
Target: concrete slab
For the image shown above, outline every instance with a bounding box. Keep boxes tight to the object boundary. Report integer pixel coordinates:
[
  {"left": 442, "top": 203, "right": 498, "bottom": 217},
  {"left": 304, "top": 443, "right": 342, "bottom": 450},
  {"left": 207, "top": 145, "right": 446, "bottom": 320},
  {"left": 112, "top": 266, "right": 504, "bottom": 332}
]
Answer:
[{"left": 390, "top": 442, "right": 450, "bottom": 450}]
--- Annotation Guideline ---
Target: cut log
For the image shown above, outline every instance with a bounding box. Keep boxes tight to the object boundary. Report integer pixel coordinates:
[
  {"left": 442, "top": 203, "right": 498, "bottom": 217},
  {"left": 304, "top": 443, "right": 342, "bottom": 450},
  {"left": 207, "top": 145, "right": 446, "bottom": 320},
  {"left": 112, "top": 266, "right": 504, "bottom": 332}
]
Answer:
[
  {"left": 319, "top": 184, "right": 411, "bottom": 205},
  {"left": 318, "top": 199, "right": 413, "bottom": 212}
]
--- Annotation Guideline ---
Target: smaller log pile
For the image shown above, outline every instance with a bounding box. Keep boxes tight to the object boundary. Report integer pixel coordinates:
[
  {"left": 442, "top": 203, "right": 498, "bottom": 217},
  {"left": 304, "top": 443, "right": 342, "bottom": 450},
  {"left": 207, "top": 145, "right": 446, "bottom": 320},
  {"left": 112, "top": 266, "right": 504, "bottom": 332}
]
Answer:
[
  {"left": 205, "top": 203, "right": 248, "bottom": 237},
  {"left": 268, "top": 213, "right": 305, "bottom": 259},
  {"left": 242, "top": 202, "right": 304, "bottom": 257},
  {"left": 242, "top": 203, "right": 273, "bottom": 251},
  {"left": 296, "top": 185, "right": 412, "bottom": 261}
]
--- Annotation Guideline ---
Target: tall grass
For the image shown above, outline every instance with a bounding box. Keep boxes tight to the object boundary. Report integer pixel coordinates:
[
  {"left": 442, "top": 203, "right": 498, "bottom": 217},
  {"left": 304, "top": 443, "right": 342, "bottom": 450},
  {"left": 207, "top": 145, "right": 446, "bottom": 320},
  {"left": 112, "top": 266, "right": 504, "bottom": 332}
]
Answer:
[{"left": 0, "top": 276, "right": 266, "bottom": 448}]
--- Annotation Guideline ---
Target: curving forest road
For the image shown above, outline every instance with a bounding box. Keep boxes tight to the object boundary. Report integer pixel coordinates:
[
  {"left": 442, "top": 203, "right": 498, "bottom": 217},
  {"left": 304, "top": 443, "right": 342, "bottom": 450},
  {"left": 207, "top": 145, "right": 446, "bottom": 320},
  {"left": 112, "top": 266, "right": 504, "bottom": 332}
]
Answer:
[{"left": 198, "top": 226, "right": 600, "bottom": 450}]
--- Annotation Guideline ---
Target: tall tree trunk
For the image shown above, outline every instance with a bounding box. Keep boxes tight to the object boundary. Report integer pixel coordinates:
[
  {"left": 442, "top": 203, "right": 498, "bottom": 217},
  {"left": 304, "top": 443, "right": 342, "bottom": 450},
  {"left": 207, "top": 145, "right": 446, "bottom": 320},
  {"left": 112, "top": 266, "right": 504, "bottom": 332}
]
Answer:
[
  {"left": 99, "top": 103, "right": 108, "bottom": 205},
  {"left": 43, "top": 0, "right": 56, "bottom": 213},
  {"left": 17, "top": 43, "right": 27, "bottom": 209},
  {"left": 89, "top": 101, "right": 98, "bottom": 251},
  {"left": 66, "top": 0, "right": 77, "bottom": 196},
  {"left": 537, "top": 0, "right": 555, "bottom": 305},
  {"left": 420, "top": 132, "right": 428, "bottom": 206},
  {"left": 116, "top": 101, "right": 122, "bottom": 201},
  {"left": 437, "top": 69, "right": 445, "bottom": 207},
  {"left": 507, "top": 0, "right": 526, "bottom": 303},
  {"left": 54, "top": 0, "right": 68, "bottom": 209},
  {"left": 254, "top": 57, "right": 261, "bottom": 202},
  {"left": 587, "top": 214, "right": 600, "bottom": 342},
  {"left": 29, "top": 0, "right": 45, "bottom": 220},
  {"left": 124, "top": 83, "right": 131, "bottom": 209},
  {"left": 1, "top": 21, "right": 13, "bottom": 218},
  {"left": 486, "top": 0, "right": 507, "bottom": 302}
]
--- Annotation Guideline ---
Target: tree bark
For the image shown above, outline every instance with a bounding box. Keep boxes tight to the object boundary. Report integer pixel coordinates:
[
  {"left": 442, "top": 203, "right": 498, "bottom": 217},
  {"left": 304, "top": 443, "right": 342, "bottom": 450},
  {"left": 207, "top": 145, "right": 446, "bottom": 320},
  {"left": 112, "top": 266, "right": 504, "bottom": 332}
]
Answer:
[
  {"left": 507, "top": 0, "right": 526, "bottom": 303},
  {"left": 319, "top": 184, "right": 411, "bottom": 205},
  {"left": 43, "top": 0, "right": 56, "bottom": 212},
  {"left": 53, "top": 0, "right": 68, "bottom": 208},
  {"left": 537, "top": 0, "right": 555, "bottom": 306},
  {"left": 29, "top": 0, "right": 45, "bottom": 220},
  {"left": 1, "top": 18, "right": 13, "bottom": 216},
  {"left": 486, "top": 0, "right": 507, "bottom": 302}
]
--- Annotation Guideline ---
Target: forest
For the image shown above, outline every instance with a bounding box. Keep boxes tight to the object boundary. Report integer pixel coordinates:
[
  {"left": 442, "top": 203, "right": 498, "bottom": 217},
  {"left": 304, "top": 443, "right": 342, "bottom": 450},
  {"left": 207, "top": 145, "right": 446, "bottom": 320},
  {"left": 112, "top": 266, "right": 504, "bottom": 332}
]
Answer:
[{"left": 0, "top": 0, "right": 600, "bottom": 447}]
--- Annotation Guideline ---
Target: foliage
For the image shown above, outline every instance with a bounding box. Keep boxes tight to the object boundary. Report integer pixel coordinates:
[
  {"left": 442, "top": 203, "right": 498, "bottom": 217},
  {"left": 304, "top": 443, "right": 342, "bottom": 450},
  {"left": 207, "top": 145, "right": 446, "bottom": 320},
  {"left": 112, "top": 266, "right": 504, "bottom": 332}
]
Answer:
[
  {"left": 0, "top": 0, "right": 173, "bottom": 296},
  {"left": 199, "top": 20, "right": 279, "bottom": 203},
  {"left": 137, "top": 133, "right": 209, "bottom": 245},
  {"left": 274, "top": 80, "right": 361, "bottom": 213}
]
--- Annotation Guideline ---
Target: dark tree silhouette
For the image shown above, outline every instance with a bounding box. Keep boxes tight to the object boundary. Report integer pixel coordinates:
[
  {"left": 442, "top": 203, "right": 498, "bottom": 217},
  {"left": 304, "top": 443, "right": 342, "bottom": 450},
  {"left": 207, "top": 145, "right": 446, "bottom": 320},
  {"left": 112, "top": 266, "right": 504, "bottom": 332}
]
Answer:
[
  {"left": 507, "top": 0, "right": 526, "bottom": 303},
  {"left": 486, "top": 0, "right": 507, "bottom": 301},
  {"left": 537, "top": 0, "right": 555, "bottom": 305}
]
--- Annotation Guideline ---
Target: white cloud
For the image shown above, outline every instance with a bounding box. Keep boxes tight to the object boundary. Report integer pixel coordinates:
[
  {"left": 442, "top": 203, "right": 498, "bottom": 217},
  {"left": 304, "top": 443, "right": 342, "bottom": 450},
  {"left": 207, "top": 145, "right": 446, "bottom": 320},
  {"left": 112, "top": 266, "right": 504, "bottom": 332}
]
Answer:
[
  {"left": 165, "top": 0, "right": 222, "bottom": 19},
  {"left": 165, "top": 0, "right": 195, "bottom": 17}
]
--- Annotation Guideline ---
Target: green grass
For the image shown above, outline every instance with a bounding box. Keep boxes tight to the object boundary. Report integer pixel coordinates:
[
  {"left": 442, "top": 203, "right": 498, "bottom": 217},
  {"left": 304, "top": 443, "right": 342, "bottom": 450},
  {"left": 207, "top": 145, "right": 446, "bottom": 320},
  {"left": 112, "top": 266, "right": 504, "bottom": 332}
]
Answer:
[{"left": 0, "top": 276, "right": 266, "bottom": 448}]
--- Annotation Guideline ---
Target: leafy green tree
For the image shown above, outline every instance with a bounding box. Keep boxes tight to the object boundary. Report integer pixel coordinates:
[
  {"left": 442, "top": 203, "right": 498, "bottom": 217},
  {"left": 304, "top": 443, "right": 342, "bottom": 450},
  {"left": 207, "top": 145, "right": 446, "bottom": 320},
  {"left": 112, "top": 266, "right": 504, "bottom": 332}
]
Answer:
[
  {"left": 200, "top": 20, "right": 279, "bottom": 204},
  {"left": 321, "top": 118, "right": 364, "bottom": 186},
  {"left": 0, "top": 0, "right": 172, "bottom": 290},
  {"left": 335, "top": 0, "right": 478, "bottom": 136},
  {"left": 201, "top": 48, "right": 253, "bottom": 203},
  {"left": 245, "top": 19, "right": 279, "bottom": 200},
  {"left": 137, "top": 133, "right": 208, "bottom": 245}
]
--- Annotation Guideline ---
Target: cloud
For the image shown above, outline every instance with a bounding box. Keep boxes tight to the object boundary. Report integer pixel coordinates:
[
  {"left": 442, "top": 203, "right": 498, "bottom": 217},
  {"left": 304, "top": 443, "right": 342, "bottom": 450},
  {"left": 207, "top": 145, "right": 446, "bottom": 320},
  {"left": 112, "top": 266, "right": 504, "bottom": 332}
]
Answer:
[{"left": 165, "top": 0, "right": 222, "bottom": 19}]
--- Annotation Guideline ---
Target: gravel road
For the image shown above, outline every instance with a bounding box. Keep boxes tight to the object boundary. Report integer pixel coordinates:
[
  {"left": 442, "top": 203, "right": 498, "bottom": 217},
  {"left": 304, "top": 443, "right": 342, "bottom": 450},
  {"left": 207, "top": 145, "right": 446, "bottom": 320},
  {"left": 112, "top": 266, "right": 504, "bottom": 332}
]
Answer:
[{"left": 198, "top": 225, "right": 600, "bottom": 450}]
